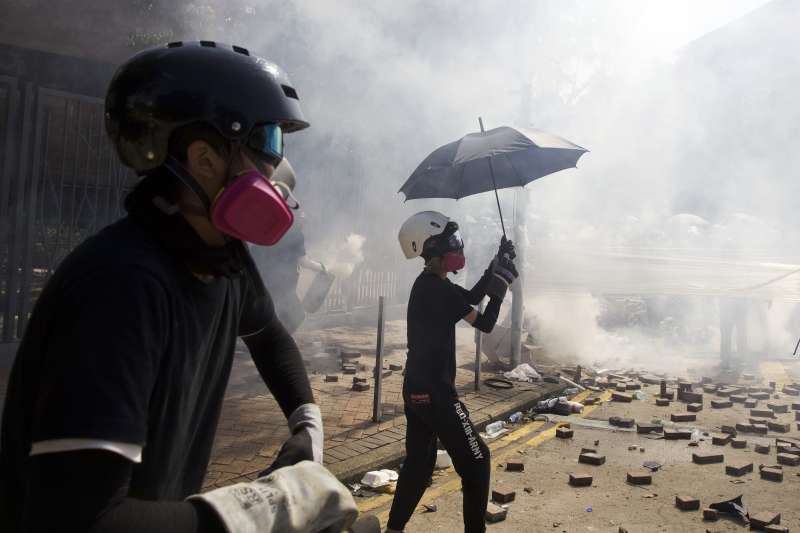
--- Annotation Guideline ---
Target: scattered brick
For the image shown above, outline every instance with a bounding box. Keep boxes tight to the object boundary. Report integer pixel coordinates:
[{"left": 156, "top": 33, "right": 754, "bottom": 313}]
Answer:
[
  {"left": 755, "top": 443, "right": 772, "bottom": 454},
  {"left": 664, "top": 428, "right": 692, "bottom": 440},
  {"left": 796, "top": 411, "right": 800, "bottom": 421},
  {"left": 764, "top": 526, "right": 789, "bottom": 533},
  {"left": 732, "top": 438, "right": 747, "bottom": 449},
  {"left": 484, "top": 503, "right": 507, "bottom": 523},
  {"left": 612, "top": 392, "right": 633, "bottom": 403},
  {"left": 784, "top": 446, "right": 800, "bottom": 456},
  {"left": 626, "top": 471, "right": 652, "bottom": 485},
  {"left": 716, "top": 387, "right": 735, "bottom": 397},
  {"left": 750, "top": 511, "right": 781, "bottom": 529},
  {"left": 768, "top": 421, "right": 791, "bottom": 433},
  {"left": 656, "top": 398, "right": 671, "bottom": 407},
  {"left": 583, "top": 397, "right": 599, "bottom": 406},
  {"left": 692, "top": 451, "right": 724, "bottom": 465},
  {"left": 736, "top": 422, "right": 755, "bottom": 433},
  {"left": 675, "top": 495, "right": 700, "bottom": 511},
  {"left": 703, "top": 385, "right": 717, "bottom": 394},
  {"left": 660, "top": 391, "right": 675, "bottom": 400},
  {"left": 580, "top": 447, "right": 597, "bottom": 454},
  {"left": 730, "top": 395, "right": 747, "bottom": 403},
  {"left": 768, "top": 403, "right": 788, "bottom": 414},
  {"left": 721, "top": 425, "right": 738, "bottom": 435},
  {"left": 556, "top": 427, "right": 574, "bottom": 439},
  {"left": 579, "top": 452, "right": 606, "bottom": 466},
  {"left": 783, "top": 386, "right": 799, "bottom": 396},
  {"left": 352, "top": 382, "right": 370, "bottom": 392},
  {"left": 491, "top": 489, "right": 515, "bottom": 504},
  {"left": 616, "top": 384, "right": 628, "bottom": 392},
  {"left": 353, "top": 376, "right": 367, "bottom": 384},
  {"left": 681, "top": 391, "right": 704, "bottom": 404},
  {"left": 792, "top": 402, "right": 800, "bottom": 411},
  {"left": 388, "top": 363, "right": 403, "bottom": 371},
  {"left": 568, "top": 473, "right": 593, "bottom": 487},
  {"left": 342, "top": 365, "right": 357, "bottom": 375},
  {"left": 751, "top": 417, "right": 771, "bottom": 425},
  {"left": 324, "top": 375, "right": 339, "bottom": 382},
  {"left": 626, "top": 382, "right": 642, "bottom": 390},
  {"left": 609, "top": 416, "right": 635, "bottom": 428},
  {"left": 725, "top": 461, "right": 753, "bottom": 476},
  {"left": 636, "top": 423, "right": 663, "bottom": 434},
  {"left": 777, "top": 453, "right": 800, "bottom": 466},
  {"left": 711, "top": 400, "right": 733, "bottom": 409},
  {"left": 505, "top": 461, "right": 524, "bottom": 472},
  {"left": 703, "top": 508, "right": 719, "bottom": 521},
  {"left": 671, "top": 413, "right": 696, "bottom": 423},
  {"left": 750, "top": 392, "right": 771, "bottom": 400},
  {"left": 753, "top": 424, "right": 769, "bottom": 435},
  {"left": 712, "top": 433, "right": 732, "bottom": 446},
  {"left": 745, "top": 399, "right": 759, "bottom": 409},
  {"left": 760, "top": 467, "right": 783, "bottom": 482},
  {"left": 687, "top": 403, "right": 703, "bottom": 412}
]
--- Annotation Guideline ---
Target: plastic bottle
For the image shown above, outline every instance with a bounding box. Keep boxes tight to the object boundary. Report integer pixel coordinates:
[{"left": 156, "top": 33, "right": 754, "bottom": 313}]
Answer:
[
  {"left": 485, "top": 421, "right": 505, "bottom": 435},
  {"left": 509, "top": 411, "right": 523, "bottom": 423}
]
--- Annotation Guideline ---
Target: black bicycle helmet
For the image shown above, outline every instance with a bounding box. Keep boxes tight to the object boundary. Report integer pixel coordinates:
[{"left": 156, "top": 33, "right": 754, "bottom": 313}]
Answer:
[{"left": 105, "top": 40, "right": 309, "bottom": 173}]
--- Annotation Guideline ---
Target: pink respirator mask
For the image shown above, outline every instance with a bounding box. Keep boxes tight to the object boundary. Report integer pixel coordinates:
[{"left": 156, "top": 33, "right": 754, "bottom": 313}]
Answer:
[
  {"left": 443, "top": 251, "right": 466, "bottom": 273},
  {"left": 211, "top": 170, "right": 294, "bottom": 246}
]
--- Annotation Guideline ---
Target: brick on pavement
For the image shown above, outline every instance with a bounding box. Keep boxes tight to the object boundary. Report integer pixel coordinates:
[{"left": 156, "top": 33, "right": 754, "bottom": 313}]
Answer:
[{"left": 203, "top": 320, "right": 565, "bottom": 489}]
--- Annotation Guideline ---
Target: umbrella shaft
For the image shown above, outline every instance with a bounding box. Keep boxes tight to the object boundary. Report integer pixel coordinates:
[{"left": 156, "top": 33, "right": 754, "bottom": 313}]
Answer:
[{"left": 488, "top": 158, "right": 507, "bottom": 238}]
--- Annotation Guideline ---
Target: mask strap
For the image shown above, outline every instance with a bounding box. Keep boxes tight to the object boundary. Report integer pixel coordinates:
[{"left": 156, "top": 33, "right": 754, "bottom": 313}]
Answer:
[{"left": 163, "top": 155, "right": 213, "bottom": 213}]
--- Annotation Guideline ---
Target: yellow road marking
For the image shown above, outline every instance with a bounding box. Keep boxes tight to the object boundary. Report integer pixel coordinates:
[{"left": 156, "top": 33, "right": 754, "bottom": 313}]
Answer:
[{"left": 359, "top": 389, "right": 611, "bottom": 523}]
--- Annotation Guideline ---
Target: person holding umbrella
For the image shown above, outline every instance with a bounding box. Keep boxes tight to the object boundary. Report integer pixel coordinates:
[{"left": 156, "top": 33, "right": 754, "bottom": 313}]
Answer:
[{"left": 389, "top": 210, "right": 518, "bottom": 533}]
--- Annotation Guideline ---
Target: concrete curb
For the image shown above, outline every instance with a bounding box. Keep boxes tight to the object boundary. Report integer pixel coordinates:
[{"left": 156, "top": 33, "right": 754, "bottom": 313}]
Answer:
[{"left": 328, "top": 382, "right": 566, "bottom": 483}]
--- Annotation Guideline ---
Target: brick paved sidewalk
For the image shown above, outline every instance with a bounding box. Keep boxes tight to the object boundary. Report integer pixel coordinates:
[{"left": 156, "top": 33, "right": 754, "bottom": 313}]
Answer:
[{"left": 203, "top": 319, "right": 564, "bottom": 490}]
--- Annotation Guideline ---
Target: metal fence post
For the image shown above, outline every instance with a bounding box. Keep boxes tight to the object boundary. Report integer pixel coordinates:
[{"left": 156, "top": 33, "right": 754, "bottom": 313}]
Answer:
[{"left": 372, "top": 296, "right": 385, "bottom": 423}]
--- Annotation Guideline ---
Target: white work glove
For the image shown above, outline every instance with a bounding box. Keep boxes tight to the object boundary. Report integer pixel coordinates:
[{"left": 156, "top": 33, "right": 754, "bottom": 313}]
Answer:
[
  {"left": 190, "top": 461, "right": 358, "bottom": 533},
  {"left": 261, "top": 403, "right": 324, "bottom": 476}
]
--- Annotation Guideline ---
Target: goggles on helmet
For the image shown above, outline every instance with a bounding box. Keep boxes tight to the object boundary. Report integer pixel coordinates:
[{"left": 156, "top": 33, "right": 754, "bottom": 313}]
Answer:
[{"left": 245, "top": 123, "right": 284, "bottom": 168}]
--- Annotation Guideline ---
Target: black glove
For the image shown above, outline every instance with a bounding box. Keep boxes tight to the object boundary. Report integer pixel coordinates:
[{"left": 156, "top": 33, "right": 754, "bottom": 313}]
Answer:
[
  {"left": 259, "top": 428, "right": 315, "bottom": 477},
  {"left": 498, "top": 236, "right": 516, "bottom": 260},
  {"left": 487, "top": 255, "right": 518, "bottom": 300}
]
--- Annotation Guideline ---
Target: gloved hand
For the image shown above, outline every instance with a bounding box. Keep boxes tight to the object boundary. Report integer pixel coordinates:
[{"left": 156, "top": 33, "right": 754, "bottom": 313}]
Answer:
[
  {"left": 486, "top": 255, "right": 518, "bottom": 300},
  {"left": 497, "top": 236, "right": 516, "bottom": 260},
  {"left": 190, "top": 461, "right": 358, "bottom": 533},
  {"left": 260, "top": 403, "right": 324, "bottom": 477}
]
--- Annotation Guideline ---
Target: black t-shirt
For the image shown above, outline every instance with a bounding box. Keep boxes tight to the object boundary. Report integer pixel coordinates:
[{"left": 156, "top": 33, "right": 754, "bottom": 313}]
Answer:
[
  {"left": 404, "top": 272, "right": 473, "bottom": 398},
  {"left": 0, "top": 216, "right": 271, "bottom": 516}
]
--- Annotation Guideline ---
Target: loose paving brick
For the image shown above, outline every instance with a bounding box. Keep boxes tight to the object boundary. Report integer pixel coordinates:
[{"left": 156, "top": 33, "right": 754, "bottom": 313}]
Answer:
[
  {"left": 792, "top": 402, "right": 800, "bottom": 411},
  {"left": 579, "top": 452, "right": 606, "bottom": 465},
  {"left": 750, "top": 511, "right": 781, "bottom": 529},
  {"left": 768, "top": 403, "right": 788, "bottom": 414},
  {"left": 796, "top": 411, "right": 800, "bottom": 421},
  {"left": 324, "top": 375, "right": 339, "bottom": 382},
  {"left": 491, "top": 489, "right": 515, "bottom": 504},
  {"left": 745, "top": 399, "right": 759, "bottom": 408},
  {"left": 760, "top": 467, "right": 784, "bottom": 482},
  {"left": 730, "top": 395, "right": 747, "bottom": 403},
  {"left": 612, "top": 391, "right": 633, "bottom": 402},
  {"left": 763, "top": 526, "right": 789, "bottom": 533},
  {"left": 609, "top": 416, "right": 635, "bottom": 428},
  {"left": 752, "top": 408, "right": 777, "bottom": 418},
  {"left": 703, "top": 508, "right": 719, "bottom": 521},
  {"left": 626, "top": 470, "right": 652, "bottom": 485},
  {"left": 556, "top": 427, "right": 574, "bottom": 439},
  {"left": 751, "top": 417, "right": 771, "bottom": 425},
  {"left": 783, "top": 386, "right": 799, "bottom": 396},
  {"left": 655, "top": 398, "right": 671, "bottom": 407},
  {"left": 777, "top": 453, "right": 800, "bottom": 466},
  {"left": 485, "top": 503, "right": 507, "bottom": 523},
  {"left": 388, "top": 363, "right": 403, "bottom": 371},
  {"left": 664, "top": 428, "right": 692, "bottom": 440},
  {"left": 753, "top": 423, "right": 769, "bottom": 435},
  {"left": 750, "top": 392, "right": 771, "bottom": 400},
  {"left": 711, "top": 400, "right": 733, "bottom": 409},
  {"left": 712, "top": 433, "right": 732, "bottom": 446},
  {"left": 625, "top": 382, "right": 642, "bottom": 390},
  {"left": 342, "top": 365, "right": 357, "bottom": 375},
  {"left": 568, "top": 473, "right": 593, "bottom": 486},
  {"left": 725, "top": 461, "right": 753, "bottom": 476},
  {"left": 352, "top": 382, "right": 370, "bottom": 392},
  {"left": 352, "top": 376, "right": 367, "bottom": 384},
  {"left": 687, "top": 403, "right": 703, "bottom": 412},
  {"left": 680, "top": 391, "right": 703, "bottom": 403},
  {"left": 731, "top": 438, "right": 747, "bottom": 449},
  {"left": 768, "top": 421, "right": 791, "bottom": 433},
  {"left": 675, "top": 495, "right": 700, "bottom": 511},
  {"left": 636, "top": 423, "right": 663, "bottom": 434},
  {"left": 692, "top": 451, "right": 724, "bottom": 464},
  {"left": 755, "top": 443, "right": 771, "bottom": 454},
  {"left": 721, "top": 425, "right": 738, "bottom": 435},
  {"left": 671, "top": 413, "right": 696, "bottom": 423},
  {"left": 505, "top": 461, "right": 525, "bottom": 472}
]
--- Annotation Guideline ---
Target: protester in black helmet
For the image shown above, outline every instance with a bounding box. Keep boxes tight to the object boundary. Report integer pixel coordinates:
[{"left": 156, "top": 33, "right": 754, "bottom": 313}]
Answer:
[
  {"left": 0, "top": 42, "right": 356, "bottom": 533},
  {"left": 388, "top": 211, "right": 518, "bottom": 533}
]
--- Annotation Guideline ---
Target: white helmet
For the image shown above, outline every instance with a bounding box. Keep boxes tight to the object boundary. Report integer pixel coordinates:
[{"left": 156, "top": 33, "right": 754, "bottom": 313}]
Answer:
[{"left": 398, "top": 211, "right": 462, "bottom": 259}]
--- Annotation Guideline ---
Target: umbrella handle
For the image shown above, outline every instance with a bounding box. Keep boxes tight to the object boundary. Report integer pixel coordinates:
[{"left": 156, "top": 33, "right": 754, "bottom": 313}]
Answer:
[{"left": 488, "top": 157, "right": 507, "bottom": 238}]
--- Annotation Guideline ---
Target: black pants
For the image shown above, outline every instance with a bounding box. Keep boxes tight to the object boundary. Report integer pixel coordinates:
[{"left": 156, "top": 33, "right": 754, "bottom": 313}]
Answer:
[{"left": 387, "top": 393, "right": 490, "bottom": 533}]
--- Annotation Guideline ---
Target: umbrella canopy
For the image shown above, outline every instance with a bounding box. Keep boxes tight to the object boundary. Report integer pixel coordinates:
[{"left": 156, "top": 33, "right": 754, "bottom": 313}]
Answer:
[{"left": 399, "top": 126, "right": 588, "bottom": 201}]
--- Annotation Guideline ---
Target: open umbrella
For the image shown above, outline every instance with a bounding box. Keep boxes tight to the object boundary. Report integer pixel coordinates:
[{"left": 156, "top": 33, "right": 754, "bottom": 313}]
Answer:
[{"left": 399, "top": 118, "right": 588, "bottom": 236}]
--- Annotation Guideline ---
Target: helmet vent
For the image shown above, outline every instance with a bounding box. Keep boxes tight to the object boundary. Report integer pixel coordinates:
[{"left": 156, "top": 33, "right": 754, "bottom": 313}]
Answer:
[
  {"left": 200, "top": 40, "right": 216, "bottom": 47},
  {"left": 430, "top": 221, "right": 441, "bottom": 228},
  {"left": 233, "top": 45, "right": 250, "bottom": 56},
  {"left": 167, "top": 41, "right": 183, "bottom": 48},
  {"left": 281, "top": 85, "right": 299, "bottom": 100}
]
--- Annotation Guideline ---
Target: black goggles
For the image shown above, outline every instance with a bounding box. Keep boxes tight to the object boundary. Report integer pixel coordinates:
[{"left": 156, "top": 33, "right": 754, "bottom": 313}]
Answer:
[
  {"left": 440, "top": 222, "right": 464, "bottom": 252},
  {"left": 245, "top": 123, "right": 284, "bottom": 167}
]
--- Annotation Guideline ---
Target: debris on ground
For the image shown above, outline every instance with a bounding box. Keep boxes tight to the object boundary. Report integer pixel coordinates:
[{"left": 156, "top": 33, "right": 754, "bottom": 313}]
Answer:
[
  {"left": 484, "top": 503, "right": 507, "bottom": 523},
  {"left": 491, "top": 489, "right": 516, "bottom": 504},
  {"left": 675, "top": 495, "right": 700, "bottom": 511},
  {"left": 709, "top": 494, "right": 749, "bottom": 524}
]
